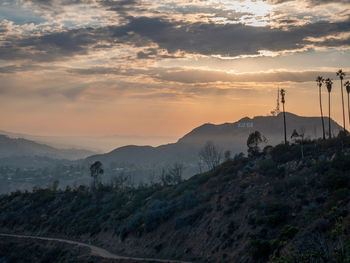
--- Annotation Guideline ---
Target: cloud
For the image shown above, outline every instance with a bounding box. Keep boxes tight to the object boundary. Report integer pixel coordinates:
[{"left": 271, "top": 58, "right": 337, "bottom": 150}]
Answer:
[
  {"left": 154, "top": 69, "right": 339, "bottom": 83},
  {"left": 2, "top": 14, "right": 350, "bottom": 63},
  {"left": 65, "top": 65, "right": 341, "bottom": 83}
]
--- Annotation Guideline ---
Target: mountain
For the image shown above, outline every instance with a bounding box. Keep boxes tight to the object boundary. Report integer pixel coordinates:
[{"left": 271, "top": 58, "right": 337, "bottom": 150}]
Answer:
[
  {"left": 86, "top": 113, "right": 343, "bottom": 174},
  {"left": 1, "top": 136, "right": 350, "bottom": 262},
  {"left": 0, "top": 130, "right": 177, "bottom": 153},
  {"left": 0, "top": 134, "right": 94, "bottom": 162}
]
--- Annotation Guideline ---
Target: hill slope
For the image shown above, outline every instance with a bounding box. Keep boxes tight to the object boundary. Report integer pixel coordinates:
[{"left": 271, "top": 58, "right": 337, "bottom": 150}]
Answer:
[
  {"left": 86, "top": 113, "right": 342, "bottom": 173},
  {"left": 1, "top": 136, "right": 350, "bottom": 262},
  {"left": 0, "top": 134, "right": 94, "bottom": 162}
]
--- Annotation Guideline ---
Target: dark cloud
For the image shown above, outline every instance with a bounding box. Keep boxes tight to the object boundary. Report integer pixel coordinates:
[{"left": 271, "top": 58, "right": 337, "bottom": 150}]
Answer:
[
  {"left": 264, "top": 0, "right": 350, "bottom": 4},
  {"left": 23, "top": 0, "right": 142, "bottom": 15},
  {"left": 1, "top": 16, "right": 350, "bottom": 62},
  {"left": 98, "top": 0, "right": 143, "bottom": 15}
]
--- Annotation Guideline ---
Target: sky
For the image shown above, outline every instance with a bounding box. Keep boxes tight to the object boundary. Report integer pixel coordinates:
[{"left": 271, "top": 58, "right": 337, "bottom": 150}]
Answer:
[{"left": 1, "top": 0, "right": 350, "bottom": 140}]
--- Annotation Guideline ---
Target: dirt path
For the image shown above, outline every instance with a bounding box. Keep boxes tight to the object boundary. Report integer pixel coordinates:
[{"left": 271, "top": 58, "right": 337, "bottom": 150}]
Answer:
[{"left": 0, "top": 233, "right": 191, "bottom": 263}]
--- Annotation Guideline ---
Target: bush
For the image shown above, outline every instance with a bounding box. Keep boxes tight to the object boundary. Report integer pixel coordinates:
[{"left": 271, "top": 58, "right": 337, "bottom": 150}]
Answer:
[
  {"left": 258, "top": 159, "right": 285, "bottom": 178},
  {"left": 250, "top": 238, "right": 272, "bottom": 261},
  {"left": 174, "top": 207, "right": 207, "bottom": 229},
  {"left": 271, "top": 144, "right": 300, "bottom": 163},
  {"left": 322, "top": 169, "right": 349, "bottom": 191},
  {"left": 254, "top": 202, "right": 290, "bottom": 226},
  {"left": 279, "top": 225, "right": 298, "bottom": 241},
  {"left": 331, "top": 153, "right": 350, "bottom": 171}
]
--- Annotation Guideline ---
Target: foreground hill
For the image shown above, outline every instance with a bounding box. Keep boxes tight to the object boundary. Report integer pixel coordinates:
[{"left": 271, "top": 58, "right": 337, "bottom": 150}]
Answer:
[
  {"left": 1, "top": 136, "right": 350, "bottom": 262},
  {"left": 86, "top": 113, "right": 342, "bottom": 177}
]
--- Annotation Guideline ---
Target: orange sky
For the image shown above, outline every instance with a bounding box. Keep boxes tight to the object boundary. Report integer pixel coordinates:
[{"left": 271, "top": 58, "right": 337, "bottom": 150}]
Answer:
[{"left": 1, "top": 0, "right": 350, "bottom": 138}]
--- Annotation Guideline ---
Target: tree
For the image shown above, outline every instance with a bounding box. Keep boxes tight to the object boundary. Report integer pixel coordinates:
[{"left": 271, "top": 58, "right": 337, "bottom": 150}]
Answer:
[
  {"left": 291, "top": 129, "right": 304, "bottom": 159},
  {"left": 247, "top": 131, "right": 267, "bottom": 157},
  {"left": 281, "top": 88, "right": 287, "bottom": 144},
  {"left": 224, "top": 150, "right": 232, "bottom": 161},
  {"left": 198, "top": 141, "right": 222, "bottom": 171},
  {"left": 316, "top": 76, "right": 326, "bottom": 140},
  {"left": 50, "top": 180, "right": 60, "bottom": 192},
  {"left": 336, "top": 69, "right": 346, "bottom": 132},
  {"left": 167, "top": 162, "right": 184, "bottom": 184},
  {"left": 90, "top": 161, "right": 104, "bottom": 190},
  {"left": 345, "top": 80, "right": 350, "bottom": 130},
  {"left": 325, "top": 78, "right": 333, "bottom": 139},
  {"left": 160, "top": 163, "right": 184, "bottom": 186}
]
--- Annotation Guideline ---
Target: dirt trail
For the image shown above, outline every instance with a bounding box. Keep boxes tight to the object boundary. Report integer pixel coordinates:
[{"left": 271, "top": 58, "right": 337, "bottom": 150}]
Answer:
[{"left": 0, "top": 233, "right": 191, "bottom": 263}]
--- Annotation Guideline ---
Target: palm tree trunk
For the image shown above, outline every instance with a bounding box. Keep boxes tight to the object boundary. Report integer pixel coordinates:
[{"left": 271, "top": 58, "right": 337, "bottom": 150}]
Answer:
[
  {"left": 341, "top": 79, "right": 346, "bottom": 132},
  {"left": 283, "top": 103, "right": 287, "bottom": 144},
  {"left": 319, "top": 85, "right": 325, "bottom": 139},
  {"left": 348, "top": 92, "right": 350, "bottom": 130},
  {"left": 329, "top": 92, "right": 332, "bottom": 139}
]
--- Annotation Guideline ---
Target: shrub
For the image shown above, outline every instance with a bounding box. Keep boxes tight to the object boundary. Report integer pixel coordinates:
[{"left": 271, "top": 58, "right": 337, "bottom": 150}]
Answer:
[
  {"left": 258, "top": 159, "right": 285, "bottom": 178},
  {"left": 250, "top": 238, "right": 272, "bottom": 261},
  {"left": 174, "top": 207, "right": 207, "bottom": 229},
  {"left": 331, "top": 153, "right": 350, "bottom": 171},
  {"left": 254, "top": 202, "right": 290, "bottom": 226},
  {"left": 279, "top": 225, "right": 298, "bottom": 241},
  {"left": 271, "top": 144, "right": 301, "bottom": 163},
  {"left": 322, "top": 169, "right": 349, "bottom": 191}
]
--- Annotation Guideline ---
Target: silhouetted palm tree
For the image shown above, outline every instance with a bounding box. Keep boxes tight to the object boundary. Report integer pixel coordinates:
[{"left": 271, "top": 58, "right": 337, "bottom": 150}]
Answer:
[
  {"left": 280, "top": 89, "right": 287, "bottom": 144},
  {"left": 325, "top": 78, "right": 333, "bottom": 139},
  {"left": 345, "top": 80, "right": 350, "bottom": 129},
  {"left": 336, "top": 69, "right": 346, "bottom": 131},
  {"left": 316, "top": 76, "right": 325, "bottom": 139}
]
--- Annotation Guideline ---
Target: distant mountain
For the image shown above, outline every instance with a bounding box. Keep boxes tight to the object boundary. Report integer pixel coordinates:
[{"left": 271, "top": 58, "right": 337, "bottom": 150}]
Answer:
[
  {"left": 0, "top": 130, "right": 176, "bottom": 153},
  {"left": 0, "top": 134, "right": 95, "bottom": 162},
  {"left": 86, "top": 113, "right": 343, "bottom": 173}
]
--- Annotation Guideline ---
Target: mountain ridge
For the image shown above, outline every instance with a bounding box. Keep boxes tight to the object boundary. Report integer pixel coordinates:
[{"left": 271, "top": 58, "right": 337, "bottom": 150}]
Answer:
[{"left": 86, "top": 113, "right": 343, "bottom": 172}]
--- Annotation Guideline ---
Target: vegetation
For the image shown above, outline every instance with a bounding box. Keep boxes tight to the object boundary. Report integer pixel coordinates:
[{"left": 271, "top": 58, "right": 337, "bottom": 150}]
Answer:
[
  {"left": 316, "top": 76, "right": 326, "bottom": 140},
  {"left": 1, "top": 135, "right": 350, "bottom": 262},
  {"left": 336, "top": 69, "right": 346, "bottom": 132},
  {"left": 90, "top": 161, "right": 104, "bottom": 190},
  {"left": 325, "top": 78, "right": 333, "bottom": 139},
  {"left": 198, "top": 141, "right": 222, "bottom": 170},
  {"left": 247, "top": 131, "right": 267, "bottom": 157},
  {"left": 280, "top": 89, "right": 287, "bottom": 144}
]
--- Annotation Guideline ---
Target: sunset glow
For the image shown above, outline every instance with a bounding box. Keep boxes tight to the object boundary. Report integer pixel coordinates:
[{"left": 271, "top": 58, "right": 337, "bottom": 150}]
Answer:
[{"left": 1, "top": 0, "right": 350, "bottom": 139}]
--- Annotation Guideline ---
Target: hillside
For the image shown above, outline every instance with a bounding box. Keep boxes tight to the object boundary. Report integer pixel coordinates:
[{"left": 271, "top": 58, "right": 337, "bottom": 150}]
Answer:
[
  {"left": 0, "top": 134, "right": 94, "bottom": 163},
  {"left": 1, "top": 135, "right": 350, "bottom": 262},
  {"left": 85, "top": 113, "right": 342, "bottom": 178}
]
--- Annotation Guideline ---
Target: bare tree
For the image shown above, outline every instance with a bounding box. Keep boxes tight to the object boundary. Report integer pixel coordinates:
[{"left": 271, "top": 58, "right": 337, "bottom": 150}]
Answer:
[
  {"left": 168, "top": 162, "right": 184, "bottom": 184},
  {"left": 160, "top": 162, "right": 184, "bottom": 186},
  {"left": 198, "top": 141, "right": 222, "bottom": 171}
]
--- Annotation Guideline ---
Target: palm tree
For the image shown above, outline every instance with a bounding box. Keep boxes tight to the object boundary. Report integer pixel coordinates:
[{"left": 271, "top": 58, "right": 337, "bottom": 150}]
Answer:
[
  {"left": 345, "top": 80, "right": 350, "bottom": 129},
  {"left": 280, "top": 89, "right": 287, "bottom": 144},
  {"left": 325, "top": 78, "right": 333, "bottom": 139},
  {"left": 316, "top": 76, "right": 325, "bottom": 139},
  {"left": 336, "top": 69, "right": 346, "bottom": 132}
]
